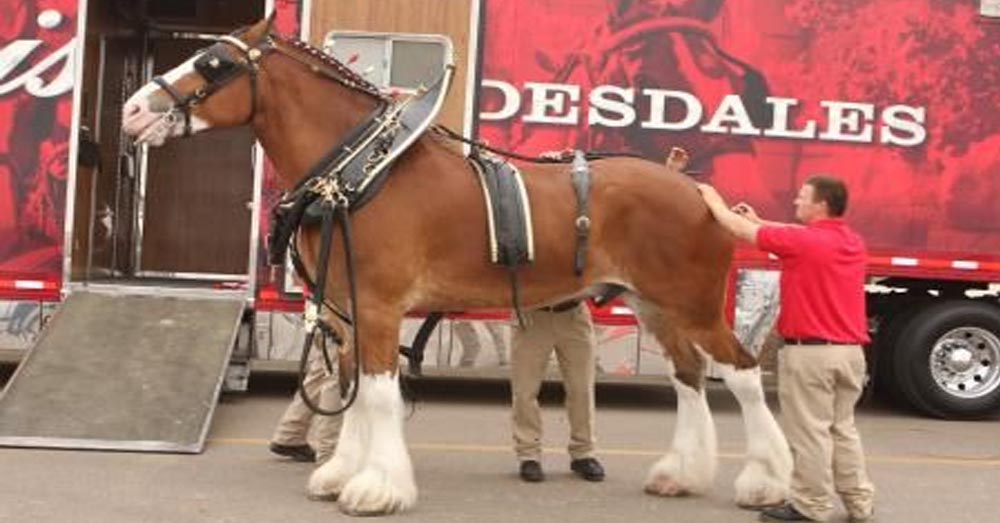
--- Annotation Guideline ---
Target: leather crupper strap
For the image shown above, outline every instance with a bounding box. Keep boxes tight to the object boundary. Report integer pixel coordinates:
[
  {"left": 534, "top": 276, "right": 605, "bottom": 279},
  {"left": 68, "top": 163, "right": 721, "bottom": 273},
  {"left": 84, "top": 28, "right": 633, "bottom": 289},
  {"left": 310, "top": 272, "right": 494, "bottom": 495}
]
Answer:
[{"left": 570, "top": 150, "right": 592, "bottom": 277}]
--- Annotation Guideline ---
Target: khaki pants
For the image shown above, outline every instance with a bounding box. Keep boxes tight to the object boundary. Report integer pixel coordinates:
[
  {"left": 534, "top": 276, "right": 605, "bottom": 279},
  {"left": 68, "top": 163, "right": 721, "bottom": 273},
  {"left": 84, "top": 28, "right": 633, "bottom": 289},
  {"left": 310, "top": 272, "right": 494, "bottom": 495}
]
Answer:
[
  {"left": 778, "top": 344, "right": 875, "bottom": 521},
  {"left": 271, "top": 339, "right": 343, "bottom": 463},
  {"left": 511, "top": 304, "right": 597, "bottom": 461},
  {"left": 455, "top": 321, "right": 508, "bottom": 367}
]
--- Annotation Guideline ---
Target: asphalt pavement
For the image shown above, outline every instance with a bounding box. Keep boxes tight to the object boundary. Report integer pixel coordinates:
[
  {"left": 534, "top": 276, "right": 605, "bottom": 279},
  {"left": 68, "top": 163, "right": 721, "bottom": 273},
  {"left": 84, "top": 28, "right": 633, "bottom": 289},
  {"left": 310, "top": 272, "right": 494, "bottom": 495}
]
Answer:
[{"left": 1, "top": 372, "right": 998, "bottom": 523}]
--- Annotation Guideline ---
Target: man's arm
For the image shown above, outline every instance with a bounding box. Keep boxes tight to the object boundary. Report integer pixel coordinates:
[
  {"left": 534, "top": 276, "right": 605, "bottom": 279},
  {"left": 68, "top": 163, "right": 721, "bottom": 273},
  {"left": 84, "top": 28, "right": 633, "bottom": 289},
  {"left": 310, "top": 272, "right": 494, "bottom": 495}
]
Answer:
[
  {"left": 731, "top": 202, "right": 786, "bottom": 227},
  {"left": 696, "top": 184, "right": 761, "bottom": 243}
]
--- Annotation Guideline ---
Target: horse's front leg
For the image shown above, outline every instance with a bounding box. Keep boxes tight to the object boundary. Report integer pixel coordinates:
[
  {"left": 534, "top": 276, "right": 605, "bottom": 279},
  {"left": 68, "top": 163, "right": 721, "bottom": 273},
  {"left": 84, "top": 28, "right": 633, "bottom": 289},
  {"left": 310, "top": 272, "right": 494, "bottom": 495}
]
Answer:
[
  {"left": 308, "top": 313, "right": 416, "bottom": 515},
  {"left": 307, "top": 395, "right": 365, "bottom": 501}
]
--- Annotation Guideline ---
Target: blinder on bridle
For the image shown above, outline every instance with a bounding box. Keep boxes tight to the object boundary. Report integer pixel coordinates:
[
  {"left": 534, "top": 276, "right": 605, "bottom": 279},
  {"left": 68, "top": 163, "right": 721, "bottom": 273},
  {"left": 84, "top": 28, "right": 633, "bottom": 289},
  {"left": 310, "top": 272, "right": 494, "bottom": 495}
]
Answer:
[{"left": 151, "top": 33, "right": 271, "bottom": 136}]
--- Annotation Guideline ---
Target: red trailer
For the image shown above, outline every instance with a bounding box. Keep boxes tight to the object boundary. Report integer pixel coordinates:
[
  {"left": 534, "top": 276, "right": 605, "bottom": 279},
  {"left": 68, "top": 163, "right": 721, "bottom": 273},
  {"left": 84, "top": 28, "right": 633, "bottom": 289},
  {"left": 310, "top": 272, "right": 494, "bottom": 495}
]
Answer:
[
  {"left": 1, "top": 0, "right": 998, "bottom": 436},
  {"left": 474, "top": 0, "right": 1000, "bottom": 419}
]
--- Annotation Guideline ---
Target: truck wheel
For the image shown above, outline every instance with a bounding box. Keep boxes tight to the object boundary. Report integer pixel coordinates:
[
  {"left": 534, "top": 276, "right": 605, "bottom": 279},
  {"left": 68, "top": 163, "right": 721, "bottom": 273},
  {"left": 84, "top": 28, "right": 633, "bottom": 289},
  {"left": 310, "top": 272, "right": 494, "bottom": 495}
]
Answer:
[
  {"left": 892, "top": 301, "right": 1000, "bottom": 419},
  {"left": 872, "top": 305, "right": 923, "bottom": 404}
]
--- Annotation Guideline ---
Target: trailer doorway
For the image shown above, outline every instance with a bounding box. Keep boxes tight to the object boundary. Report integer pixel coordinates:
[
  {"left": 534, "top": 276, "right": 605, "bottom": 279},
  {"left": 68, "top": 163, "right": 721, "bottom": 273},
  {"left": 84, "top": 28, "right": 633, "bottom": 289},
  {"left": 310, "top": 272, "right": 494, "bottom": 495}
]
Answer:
[{"left": 70, "top": 0, "right": 264, "bottom": 289}]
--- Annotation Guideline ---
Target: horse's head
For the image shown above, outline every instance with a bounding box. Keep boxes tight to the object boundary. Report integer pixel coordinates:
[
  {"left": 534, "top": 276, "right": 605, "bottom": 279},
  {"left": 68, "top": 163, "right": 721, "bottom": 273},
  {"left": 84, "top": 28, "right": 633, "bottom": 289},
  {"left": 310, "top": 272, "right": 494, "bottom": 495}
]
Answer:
[{"left": 121, "top": 15, "right": 276, "bottom": 146}]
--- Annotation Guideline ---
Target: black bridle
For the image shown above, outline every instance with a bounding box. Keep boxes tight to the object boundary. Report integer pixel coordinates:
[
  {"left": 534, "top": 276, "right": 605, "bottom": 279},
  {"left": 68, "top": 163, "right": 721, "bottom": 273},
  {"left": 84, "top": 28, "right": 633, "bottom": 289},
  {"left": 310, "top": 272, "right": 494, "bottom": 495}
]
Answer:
[
  {"left": 150, "top": 31, "right": 388, "bottom": 137},
  {"left": 151, "top": 34, "right": 270, "bottom": 136}
]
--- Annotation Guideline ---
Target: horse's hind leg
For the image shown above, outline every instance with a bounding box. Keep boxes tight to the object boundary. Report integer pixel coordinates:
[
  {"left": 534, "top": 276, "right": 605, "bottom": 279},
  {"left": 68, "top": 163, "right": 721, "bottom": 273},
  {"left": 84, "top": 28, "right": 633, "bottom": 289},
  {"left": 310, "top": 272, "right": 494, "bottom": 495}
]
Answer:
[
  {"left": 632, "top": 300, "right": 718, "bottom": 497},
  {"left": 669, "top": 304, "right": 792, "bottom": 508},
  {"left": 716, "top": 355, "right": 792, "bottom": 508},
  {"left": 307, "top": 309, "right": 417, "bottom": 515}
]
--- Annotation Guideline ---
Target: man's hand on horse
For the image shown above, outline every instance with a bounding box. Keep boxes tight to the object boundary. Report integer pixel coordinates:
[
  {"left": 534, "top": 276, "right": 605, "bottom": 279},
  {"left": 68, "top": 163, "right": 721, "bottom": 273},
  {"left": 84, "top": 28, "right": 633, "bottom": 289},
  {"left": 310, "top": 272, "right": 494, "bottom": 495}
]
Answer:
[
  {"left": 731, "top": 202, "right": 761, "bottom": 223},
  {"left": 539, "top": 148, "right": 573, "bottom": 161},
  {"left": 696, "top": 183, "right": 727, "bottom": 210}
]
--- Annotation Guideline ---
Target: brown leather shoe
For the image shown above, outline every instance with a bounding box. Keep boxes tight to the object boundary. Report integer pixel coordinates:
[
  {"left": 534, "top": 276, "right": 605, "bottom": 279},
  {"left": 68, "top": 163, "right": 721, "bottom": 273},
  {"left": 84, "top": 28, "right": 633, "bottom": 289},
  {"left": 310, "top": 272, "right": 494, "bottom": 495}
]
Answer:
[
  {"left": 570, "top": 458, "right": 605, "bottom": 482},
  {"left": 519, "top": 460, "right": 544, "bottom": 482},
  {"left": 759, "top": 503, "right": 815, "bottom": 521},
  {"left": 269, "top": 442, "right": 316, "bottom": 462}
]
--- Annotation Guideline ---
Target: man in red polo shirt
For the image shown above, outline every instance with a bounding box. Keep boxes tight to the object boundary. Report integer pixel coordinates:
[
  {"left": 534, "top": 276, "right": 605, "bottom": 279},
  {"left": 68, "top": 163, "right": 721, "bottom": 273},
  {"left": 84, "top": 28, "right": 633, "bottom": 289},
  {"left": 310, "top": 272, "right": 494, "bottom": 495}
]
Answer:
[{"left": 698, "top": 176, "right": 875, "bottom": 523}]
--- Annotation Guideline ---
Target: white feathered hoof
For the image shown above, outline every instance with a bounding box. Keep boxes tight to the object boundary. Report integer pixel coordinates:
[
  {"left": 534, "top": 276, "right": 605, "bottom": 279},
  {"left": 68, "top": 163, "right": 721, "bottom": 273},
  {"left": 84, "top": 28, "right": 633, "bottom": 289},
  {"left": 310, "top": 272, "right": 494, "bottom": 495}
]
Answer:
[
  {"left": 337, "top": 468, "right": 417, "bottom": 516},
  {"left": 307, "top": 457, "right": 353, "bottom": 502},
  {"left": 644, "top": 474, "right": 692, "bottom": 497},
  {"left": 733, "top": 463, "right": 789, "bottom": 509},
  {"left": 643, "top": 453, "right": 713, "bottom": 498}
]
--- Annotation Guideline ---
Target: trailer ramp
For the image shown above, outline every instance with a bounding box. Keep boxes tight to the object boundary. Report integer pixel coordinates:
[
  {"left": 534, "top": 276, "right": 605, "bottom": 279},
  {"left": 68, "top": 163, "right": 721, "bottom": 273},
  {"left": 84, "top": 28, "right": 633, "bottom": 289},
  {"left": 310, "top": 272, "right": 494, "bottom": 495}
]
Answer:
[{"left": 0, "top": 291, "right": 244, "bottom": 453}]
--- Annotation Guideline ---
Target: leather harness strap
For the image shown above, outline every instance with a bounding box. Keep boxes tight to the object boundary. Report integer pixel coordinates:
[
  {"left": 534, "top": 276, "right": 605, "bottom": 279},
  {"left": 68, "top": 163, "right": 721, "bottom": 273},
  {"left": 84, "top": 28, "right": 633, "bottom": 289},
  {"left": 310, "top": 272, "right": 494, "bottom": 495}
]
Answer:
[{"left": 570, "top": 150, "right": 592, "bottom": 277}]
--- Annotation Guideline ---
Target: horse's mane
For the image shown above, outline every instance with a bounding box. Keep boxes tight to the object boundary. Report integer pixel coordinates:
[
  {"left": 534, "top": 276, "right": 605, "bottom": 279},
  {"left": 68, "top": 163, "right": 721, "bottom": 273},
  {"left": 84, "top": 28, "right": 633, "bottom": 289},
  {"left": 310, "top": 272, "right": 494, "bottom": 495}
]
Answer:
[{"left": 270, "top": 33, "right": 389, "bottom": 101}]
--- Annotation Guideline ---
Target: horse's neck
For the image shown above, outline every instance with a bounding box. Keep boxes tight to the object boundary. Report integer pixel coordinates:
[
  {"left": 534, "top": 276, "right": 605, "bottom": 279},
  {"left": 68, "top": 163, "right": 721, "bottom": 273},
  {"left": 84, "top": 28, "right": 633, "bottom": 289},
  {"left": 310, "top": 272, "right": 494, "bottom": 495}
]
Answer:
[{"left": 255, "top": 62, "right": 381, "bottom": 190}]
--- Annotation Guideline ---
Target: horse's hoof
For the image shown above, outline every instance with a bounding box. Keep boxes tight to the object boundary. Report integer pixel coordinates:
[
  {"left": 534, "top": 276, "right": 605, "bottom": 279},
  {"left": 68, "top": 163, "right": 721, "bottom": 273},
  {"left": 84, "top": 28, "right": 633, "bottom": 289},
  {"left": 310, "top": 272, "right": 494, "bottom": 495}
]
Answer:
[
  {"left": 734, "top": 482, "right": 788, "bottom": 509},
  {"left": 308, "top": 462, "right": 348, "bottom": 501},
  {"left": 337, "top": 468, "right": 416, "bottom": 516},
  {"left": 341, "top": 507, "right": 393, "bottom": 518},
  {"left": 644, "top": 476, "right": 691, "bottom": 497},
  {"left": 734, "top": 464, "right": 789, "bottom": 508}
]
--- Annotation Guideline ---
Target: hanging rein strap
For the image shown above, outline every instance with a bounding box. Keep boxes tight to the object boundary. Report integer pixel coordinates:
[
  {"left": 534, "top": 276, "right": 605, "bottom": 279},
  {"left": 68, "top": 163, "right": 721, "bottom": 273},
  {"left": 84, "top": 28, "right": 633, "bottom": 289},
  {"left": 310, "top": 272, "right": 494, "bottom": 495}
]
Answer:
[{"left": 296, "top": 193, "right": 362, "bottom": 416}]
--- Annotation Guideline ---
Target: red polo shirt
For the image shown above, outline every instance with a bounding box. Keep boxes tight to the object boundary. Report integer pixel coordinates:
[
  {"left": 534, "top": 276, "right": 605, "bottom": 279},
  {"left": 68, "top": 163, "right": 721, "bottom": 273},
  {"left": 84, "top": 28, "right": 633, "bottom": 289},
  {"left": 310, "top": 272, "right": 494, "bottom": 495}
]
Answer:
[{"left": 756, "top": 219, "right": 870, "bottom": 344}]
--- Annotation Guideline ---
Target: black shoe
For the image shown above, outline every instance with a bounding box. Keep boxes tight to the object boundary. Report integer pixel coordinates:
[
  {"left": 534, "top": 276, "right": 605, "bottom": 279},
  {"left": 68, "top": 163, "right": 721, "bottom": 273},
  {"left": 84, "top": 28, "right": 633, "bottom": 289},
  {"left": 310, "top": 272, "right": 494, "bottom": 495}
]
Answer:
[
  {"left": 269, "top": 442, "right": 316, "bottom": 462},
  {"left": 570, "top": 458, "right": 605, "bottom": 482},
  {"left": 759, "top": 503, "right": 814, "bottom": 521},
  {"left": 519, "top": 460, "right": 545, "bottom": 482}
]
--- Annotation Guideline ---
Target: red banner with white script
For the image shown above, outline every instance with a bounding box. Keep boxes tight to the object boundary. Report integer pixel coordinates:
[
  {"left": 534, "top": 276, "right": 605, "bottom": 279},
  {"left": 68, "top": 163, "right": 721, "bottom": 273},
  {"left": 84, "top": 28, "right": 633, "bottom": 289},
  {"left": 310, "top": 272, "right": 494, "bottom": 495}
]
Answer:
[
  {"left": 478, "top": 0, "right": 1000, "bottom": 260},
  {"left": 0, "top": 0, "right": 77, "bottom": 278}
]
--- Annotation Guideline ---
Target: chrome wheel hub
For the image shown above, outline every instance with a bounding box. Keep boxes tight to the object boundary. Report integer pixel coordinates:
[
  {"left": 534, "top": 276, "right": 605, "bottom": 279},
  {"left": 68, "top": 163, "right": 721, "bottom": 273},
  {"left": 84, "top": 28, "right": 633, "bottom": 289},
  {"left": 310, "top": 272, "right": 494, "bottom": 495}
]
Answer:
[{"left": 929, "top": 327, "right": 1000, "bottom": 399}]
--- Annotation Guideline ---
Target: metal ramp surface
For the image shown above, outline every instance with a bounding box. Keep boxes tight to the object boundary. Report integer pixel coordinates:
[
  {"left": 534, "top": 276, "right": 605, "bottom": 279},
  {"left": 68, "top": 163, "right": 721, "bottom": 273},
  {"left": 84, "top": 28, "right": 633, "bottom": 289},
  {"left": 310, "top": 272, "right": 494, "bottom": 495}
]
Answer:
[{"left": 0, "top": 291, "right": 244, "bottom": 453}]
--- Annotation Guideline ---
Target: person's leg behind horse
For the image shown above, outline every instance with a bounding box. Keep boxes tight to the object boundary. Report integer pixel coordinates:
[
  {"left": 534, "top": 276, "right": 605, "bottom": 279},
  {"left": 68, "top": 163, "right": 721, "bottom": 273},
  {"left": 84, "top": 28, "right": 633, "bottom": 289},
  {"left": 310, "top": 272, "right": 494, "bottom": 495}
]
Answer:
[
  {"left": 271, "top": 335, "right": 331, "bottom": 462},
  {"left": 551, "top": 303, "right": 603, "bottom": 481},
  {"left": 484, "top": 321, "right": 509, "bottom": 366},
  {"left": 453, "top": 320, "right": 482, "bottom": 367},
  {"left": 510, "top": 310, "right": 556, "bottom": 478},
  {"left": 312, "top": 349, "right": 344, "bottom": 464},
  {"left": 830, "top": 345, "right": 875, "bottom": 521}
]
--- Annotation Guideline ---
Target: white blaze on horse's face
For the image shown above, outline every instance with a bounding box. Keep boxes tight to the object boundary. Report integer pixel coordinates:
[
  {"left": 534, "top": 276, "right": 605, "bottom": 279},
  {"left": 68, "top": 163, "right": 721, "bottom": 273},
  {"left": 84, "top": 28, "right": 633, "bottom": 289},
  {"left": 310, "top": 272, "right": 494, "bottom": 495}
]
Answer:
[{"left": 121, "top": 54, "right": 212, "bottom": 146}]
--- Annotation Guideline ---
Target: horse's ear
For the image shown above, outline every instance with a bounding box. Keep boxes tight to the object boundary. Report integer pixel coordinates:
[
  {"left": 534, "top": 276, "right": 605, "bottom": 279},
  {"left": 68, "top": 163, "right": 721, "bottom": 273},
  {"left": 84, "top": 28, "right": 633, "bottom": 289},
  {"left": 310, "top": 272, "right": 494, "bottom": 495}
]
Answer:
[{"left": 264, "top": 10, "right": 277, "bottom": 34}]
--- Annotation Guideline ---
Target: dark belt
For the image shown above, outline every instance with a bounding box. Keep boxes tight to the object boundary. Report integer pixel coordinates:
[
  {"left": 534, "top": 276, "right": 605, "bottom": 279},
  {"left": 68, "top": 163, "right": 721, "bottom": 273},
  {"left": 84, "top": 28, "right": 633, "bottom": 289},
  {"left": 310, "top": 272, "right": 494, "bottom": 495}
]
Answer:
[
  {"left": 784, "top": 338, "right": 850, "bottom": 345},
  {"left": 539, "top": 299, "right": 582, "bottom": 313}
]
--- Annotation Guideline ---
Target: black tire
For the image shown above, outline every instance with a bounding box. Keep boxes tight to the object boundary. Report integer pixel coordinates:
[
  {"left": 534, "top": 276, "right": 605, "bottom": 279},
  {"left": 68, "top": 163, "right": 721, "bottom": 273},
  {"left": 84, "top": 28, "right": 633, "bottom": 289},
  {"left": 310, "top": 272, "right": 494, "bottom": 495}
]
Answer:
[
  {"left": 872, "top": 304, "right": 925, "bottom": 404},
  {"left": 892, "top": 301, "right": 1000, "bottom": 419}
]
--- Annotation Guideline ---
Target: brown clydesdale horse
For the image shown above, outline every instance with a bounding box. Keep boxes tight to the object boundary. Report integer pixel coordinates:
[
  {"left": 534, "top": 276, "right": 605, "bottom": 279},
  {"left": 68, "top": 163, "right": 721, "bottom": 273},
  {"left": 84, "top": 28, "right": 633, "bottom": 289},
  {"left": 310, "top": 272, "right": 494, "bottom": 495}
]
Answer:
[{"left": 122, "top": 16, "right": 790, "bottom": 517}]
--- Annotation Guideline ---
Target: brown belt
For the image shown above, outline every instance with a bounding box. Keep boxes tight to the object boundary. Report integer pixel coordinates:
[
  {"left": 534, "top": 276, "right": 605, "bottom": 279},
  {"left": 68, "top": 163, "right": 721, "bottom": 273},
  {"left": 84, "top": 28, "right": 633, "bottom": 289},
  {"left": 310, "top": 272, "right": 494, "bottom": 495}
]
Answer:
[
  {"left": 539, "top": 300, "right": 582, "bottom": 313},
  {"left": 784, "top": 338, "right": 851, "bottom": 345}
]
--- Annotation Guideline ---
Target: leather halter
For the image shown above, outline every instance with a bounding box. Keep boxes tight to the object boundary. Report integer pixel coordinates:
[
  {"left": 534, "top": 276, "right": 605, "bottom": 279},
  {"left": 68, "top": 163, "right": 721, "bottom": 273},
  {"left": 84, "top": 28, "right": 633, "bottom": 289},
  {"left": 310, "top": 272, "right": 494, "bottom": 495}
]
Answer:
[{"left": 151, "top": 34, "right": 270, "bottom": 136}]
